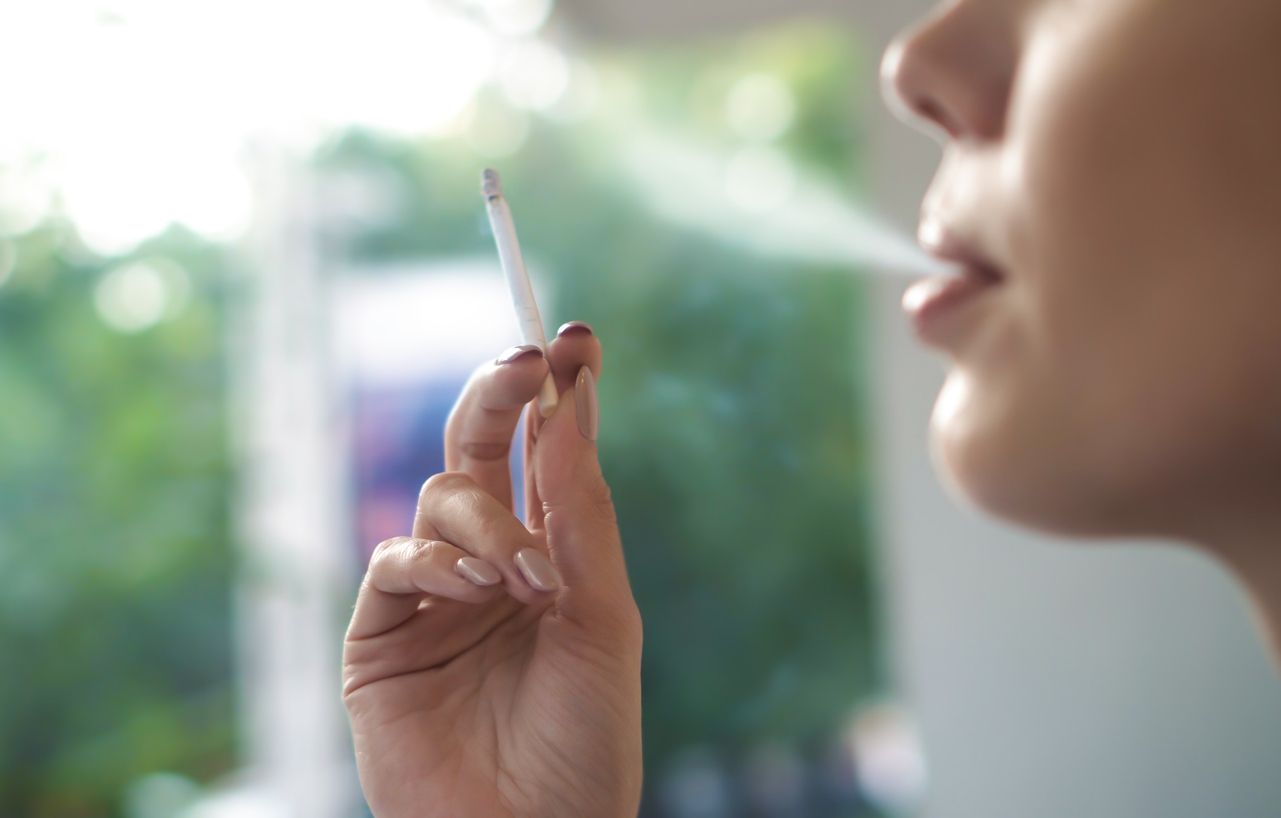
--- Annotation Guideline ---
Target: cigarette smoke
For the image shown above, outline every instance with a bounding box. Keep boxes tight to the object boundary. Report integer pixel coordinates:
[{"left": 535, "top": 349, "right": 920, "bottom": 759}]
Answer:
[{"left": 617, "top": 131, "right": 949, "bottom": 278}]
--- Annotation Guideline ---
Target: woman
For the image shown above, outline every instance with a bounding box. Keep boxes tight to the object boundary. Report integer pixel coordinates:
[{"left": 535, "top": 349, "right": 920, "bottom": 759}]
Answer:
[{"left": 341, "top": 0, "right": 1281, "bottom": 815}]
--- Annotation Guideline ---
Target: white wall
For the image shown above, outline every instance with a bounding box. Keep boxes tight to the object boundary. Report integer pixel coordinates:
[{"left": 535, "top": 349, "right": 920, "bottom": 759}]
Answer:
[{"left": 859, "top": 4, "right": 1281, "bottom": 817}]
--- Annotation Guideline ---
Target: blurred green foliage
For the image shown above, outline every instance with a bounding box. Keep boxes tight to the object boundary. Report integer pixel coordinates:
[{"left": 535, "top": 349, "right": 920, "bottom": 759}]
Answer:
[{"left": 0, "top": 226, "right": 236, "bottom": 816}]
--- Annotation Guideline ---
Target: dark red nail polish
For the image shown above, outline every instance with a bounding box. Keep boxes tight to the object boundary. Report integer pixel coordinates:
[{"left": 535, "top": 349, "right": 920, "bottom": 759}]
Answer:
[
  {"left": 557, "top": 321, "right": 594, "bottom": 338},
  {"left": 496, "top": 344, "right": 544, "bottom": 365}
]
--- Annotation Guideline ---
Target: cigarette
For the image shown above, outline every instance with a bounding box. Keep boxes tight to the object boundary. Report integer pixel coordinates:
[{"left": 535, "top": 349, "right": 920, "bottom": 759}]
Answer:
[{"left": 482, "top": 168, "right": 560, "bottom": 419}]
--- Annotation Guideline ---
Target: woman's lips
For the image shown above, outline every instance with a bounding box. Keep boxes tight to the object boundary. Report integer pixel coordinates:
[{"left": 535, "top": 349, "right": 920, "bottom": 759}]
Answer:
[
  {"left": 902, "top": 263, "right": 1004, "bottom": 346},
  {"left": 908, "top": 216, "right": 1007, "bottom": 347}
]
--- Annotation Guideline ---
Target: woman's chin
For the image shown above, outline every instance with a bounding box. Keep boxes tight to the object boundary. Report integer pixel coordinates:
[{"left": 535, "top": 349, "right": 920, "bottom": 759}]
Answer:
[{"left": 927, "top": 378, "right": 1129, "bottom": 540}]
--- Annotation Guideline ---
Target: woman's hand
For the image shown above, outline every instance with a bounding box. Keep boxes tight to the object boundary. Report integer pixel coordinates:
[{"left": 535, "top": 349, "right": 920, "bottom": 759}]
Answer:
[{"left": 342, "top": 327, "right": 643, "bottom": 818}]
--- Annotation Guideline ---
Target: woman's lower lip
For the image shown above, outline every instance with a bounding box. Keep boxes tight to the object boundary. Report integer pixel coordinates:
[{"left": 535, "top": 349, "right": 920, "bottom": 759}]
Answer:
[{"left": 902, "top": 269, "right": 1002, "bottom": 346}]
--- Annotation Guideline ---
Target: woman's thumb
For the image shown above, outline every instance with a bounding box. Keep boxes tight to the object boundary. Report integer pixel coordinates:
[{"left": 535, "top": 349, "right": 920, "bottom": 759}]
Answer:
[{"left": 533, "top": 367, "right": 630, "bottom": 609}]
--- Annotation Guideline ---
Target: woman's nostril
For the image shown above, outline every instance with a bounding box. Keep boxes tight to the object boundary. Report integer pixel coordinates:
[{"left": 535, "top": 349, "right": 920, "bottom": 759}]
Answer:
[
  {"left": 884, "top": 66, "right": 959, "bottom": 141},
  {"left": 882, "top": 34, "right": 954, "bottom": 138},
  {"left": 914, "top": 97, "right": 962, "bottom": 140}
]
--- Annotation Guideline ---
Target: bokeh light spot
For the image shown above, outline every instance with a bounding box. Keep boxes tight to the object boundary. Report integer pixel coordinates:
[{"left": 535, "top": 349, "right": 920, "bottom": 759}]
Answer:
[
  {"left": 471, "top": 0, "right": 555, "bottom": 37},
  {"left": 93, "top": 258, "right": 191, "bottom": 333},
  {"left": 467, "top": 104, "right": 533, "bottom": 158},
  {"left": 725, "top": 72, "right": 796, "bottom": 142},
  {"left": 497, "top": 41, "right": 571, "bottom": 111},
  {"left": 0, "top": 162, "right": 55, "bottom": 236}
]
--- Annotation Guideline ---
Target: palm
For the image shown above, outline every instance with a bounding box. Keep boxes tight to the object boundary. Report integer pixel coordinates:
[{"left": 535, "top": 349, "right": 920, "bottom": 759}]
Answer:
[{"left": 345, "top": 543, "right": 637, "bottom": 818}]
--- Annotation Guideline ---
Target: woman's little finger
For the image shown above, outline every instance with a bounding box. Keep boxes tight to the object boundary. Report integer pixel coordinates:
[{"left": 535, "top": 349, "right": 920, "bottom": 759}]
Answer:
[{"left": 369, "top": 536, "right": 506, "bottom": 604}]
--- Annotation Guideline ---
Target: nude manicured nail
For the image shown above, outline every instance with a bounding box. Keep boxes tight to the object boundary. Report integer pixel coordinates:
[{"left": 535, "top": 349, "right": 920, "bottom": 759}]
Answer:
[
  {"left": 496, "top": 344, "right": 544, "bottom": 365},
  {"left": 575, "top": 367, "right": 598, "bottom": 441},
  {"left": 456, "top": 557, "right": 502, "bottom": 586},
  {"left": 557, "top": 320, "right": 594, "bottom": 338},
  {"left": 514, "top": 548, "right": 562, "bottom": 592}
]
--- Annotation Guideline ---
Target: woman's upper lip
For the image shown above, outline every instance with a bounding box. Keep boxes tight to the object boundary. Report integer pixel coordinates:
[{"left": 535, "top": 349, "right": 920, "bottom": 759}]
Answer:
[{"left": 917, "top": 215, "right": 1005, "bottom": 280}]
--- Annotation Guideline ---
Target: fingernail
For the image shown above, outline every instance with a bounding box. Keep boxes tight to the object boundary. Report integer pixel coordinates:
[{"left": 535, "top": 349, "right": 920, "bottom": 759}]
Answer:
[
  {"left": 557, "top": 321, "right": 594, "bottom": 338},
  {"left": 514, "top": 548, "right": 562, "bottom": 592},
  {"left": 456, "top": 557, "right": 502, "bottom": 586},
  {"left": 496, "top": 344, "right": 544, "bottom": 365},
  {"left": 575, "top": 367, "right": 598, "bottom": 441}
]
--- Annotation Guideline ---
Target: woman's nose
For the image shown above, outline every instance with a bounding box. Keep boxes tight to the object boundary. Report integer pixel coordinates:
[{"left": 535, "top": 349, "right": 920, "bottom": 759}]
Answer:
[{"left": 880, "top": 1, "right": 1016, "bottom": 143}]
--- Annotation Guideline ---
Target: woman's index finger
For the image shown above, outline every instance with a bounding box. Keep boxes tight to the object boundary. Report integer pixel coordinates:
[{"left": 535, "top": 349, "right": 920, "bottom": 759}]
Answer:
[{"left": 445, "top": 347, "right": 550, "bottom": 511}]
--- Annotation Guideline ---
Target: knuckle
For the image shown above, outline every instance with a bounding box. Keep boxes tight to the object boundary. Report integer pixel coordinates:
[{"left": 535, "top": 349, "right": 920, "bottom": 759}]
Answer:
[
  {"left": 583, "top": 480, "right": 614, "bottom": 509},
  {"left": 407, "top": 538, "right": 440, "bottom": 562},
  {"left": 542, "top": 489, "right": 616, "bottom": 524},
  {"left": 419, "top": 471, "right": 472, "bottom": 504},
  {"left": 460, "top": 440, "right": 510, "bottom": 462},
  {"left": 540, "top": 481, "right": 614, "bottom": 517},
  {"left": 370, "top": 536, "right": 410, "bottom": 561}
]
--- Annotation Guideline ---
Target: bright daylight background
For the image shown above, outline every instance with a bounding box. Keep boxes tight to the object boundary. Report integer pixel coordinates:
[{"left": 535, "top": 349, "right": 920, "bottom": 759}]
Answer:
[
  {"left": 0, "top": 1, "right": 920, "bottom": 817},
  {"left": 5, "top": 1, "right": 1281, "bottom": 818}
]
